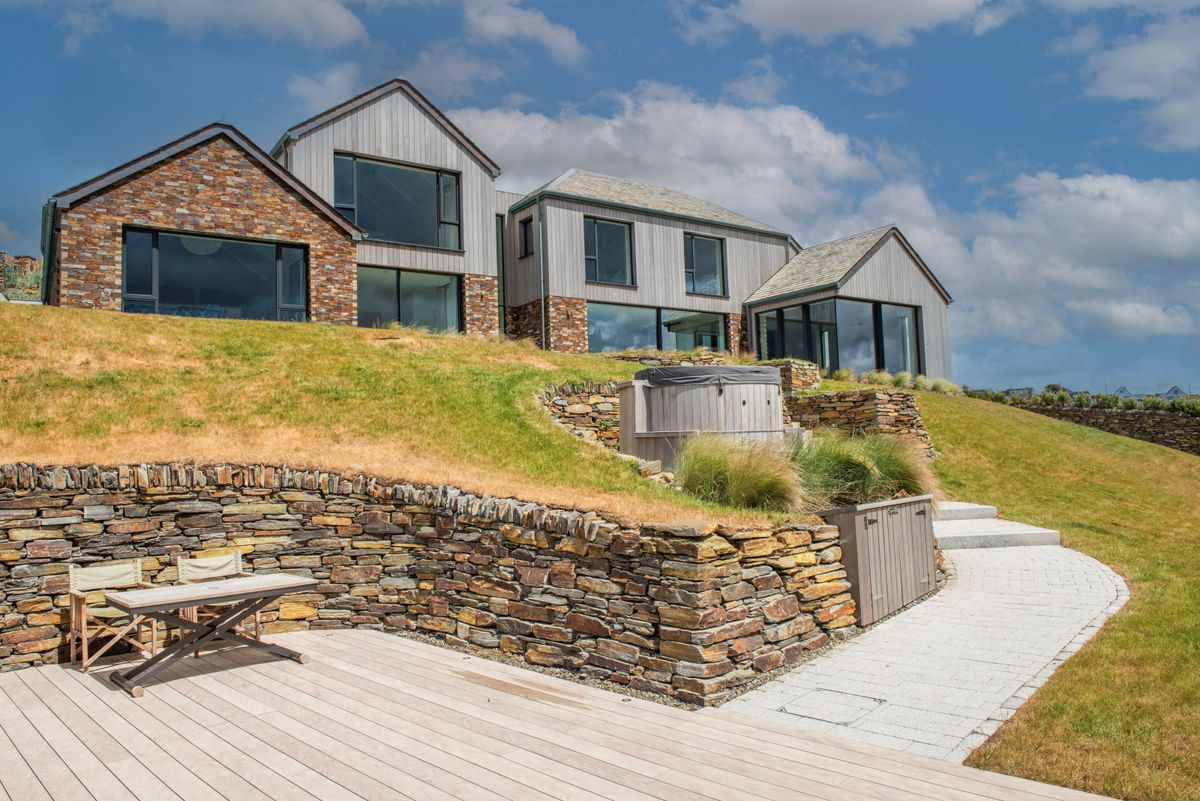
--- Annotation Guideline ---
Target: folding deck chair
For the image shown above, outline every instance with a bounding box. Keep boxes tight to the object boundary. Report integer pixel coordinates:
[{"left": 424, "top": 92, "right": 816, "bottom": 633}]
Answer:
[{"left": 68, "top": 559, "right": 158, "bottom": 672}]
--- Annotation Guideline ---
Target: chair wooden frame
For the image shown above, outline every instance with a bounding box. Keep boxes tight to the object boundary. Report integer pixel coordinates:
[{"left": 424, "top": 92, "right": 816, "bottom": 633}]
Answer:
[
  {"left": 174, "top": 552, "right": 261, "bottom": 656},
  {"left": 68, "top": 559, "right": 158, "bottom": 673}
]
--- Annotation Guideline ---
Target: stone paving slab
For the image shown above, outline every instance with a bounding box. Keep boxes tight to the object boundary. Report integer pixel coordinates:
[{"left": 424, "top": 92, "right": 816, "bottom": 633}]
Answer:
[{"left": 722, "top": 545, "right": 1128, "bottom": 763}]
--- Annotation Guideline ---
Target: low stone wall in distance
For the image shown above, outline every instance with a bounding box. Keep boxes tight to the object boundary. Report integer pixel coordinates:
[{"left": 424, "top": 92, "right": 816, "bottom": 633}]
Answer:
[
  {"left": 788, "top": 390, "right": 934, "bottom": 455},
  {"left": 0, "top": 463, "right": 855, "bottom": 704},
  {"left": 1022, "top": 406, "right": 1200, "bottom": 457}
]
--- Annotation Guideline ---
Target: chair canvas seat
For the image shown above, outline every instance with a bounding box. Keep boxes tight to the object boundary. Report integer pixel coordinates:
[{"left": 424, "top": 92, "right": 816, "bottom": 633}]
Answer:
[{"left": 69, "top": 559, "right": 158, "bottom": 671}]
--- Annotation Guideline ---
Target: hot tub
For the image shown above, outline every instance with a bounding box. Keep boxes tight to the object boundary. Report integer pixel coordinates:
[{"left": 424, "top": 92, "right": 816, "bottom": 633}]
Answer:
[{"left": 616, "top": 365, "right": 786, "bottom": 468}]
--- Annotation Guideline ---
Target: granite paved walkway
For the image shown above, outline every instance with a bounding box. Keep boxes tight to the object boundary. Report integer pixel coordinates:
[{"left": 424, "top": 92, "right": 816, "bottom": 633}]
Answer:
[{"left": 720, "top": 545, "right": 1128, "bottom": 762}]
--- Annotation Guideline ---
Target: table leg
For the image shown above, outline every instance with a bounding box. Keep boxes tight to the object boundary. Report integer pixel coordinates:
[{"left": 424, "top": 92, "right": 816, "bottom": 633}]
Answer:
[{"left": 110, "top": 594, "right": 294, "bottom": 696}]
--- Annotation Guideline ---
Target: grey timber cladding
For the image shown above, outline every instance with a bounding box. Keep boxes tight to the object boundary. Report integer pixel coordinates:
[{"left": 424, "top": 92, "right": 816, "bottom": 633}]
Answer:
[
  {"left": 278, "top": 86, "right": 499, "bottom": 278},
  {"left": 542, "top": 197, "right": 792, "bottom": 315}
]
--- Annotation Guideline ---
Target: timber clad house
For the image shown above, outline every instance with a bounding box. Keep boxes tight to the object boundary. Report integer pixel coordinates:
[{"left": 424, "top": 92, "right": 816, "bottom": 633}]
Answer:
[{"left": 41, "top": 78, "right": 953, "bottom": 378}]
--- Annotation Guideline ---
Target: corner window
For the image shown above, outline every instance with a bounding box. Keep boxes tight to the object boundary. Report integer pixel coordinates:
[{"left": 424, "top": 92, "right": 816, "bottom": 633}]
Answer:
[
  {"left": 684, "top": 233, "right": 725, "bottom": 296},
  {"left": 356, "top": 266, "right": 461, "bottom": 332},
  {"left": 586, "top": 302, "right": 725, "bottom": 353},
  {"left": 334, "top": 154, "right": 461, "bottom": 250},
  {"left": 754, "top": 298, "right": 920, "bottom": 375},
  {"left": 584, "top": 217, "right": 633, "bottom": 286},
  {"left": 519, "top": 217, "right": 534, "bottom": 258},
  {"left": 121, "top": 228, "right": 306, "bottom": 322}
]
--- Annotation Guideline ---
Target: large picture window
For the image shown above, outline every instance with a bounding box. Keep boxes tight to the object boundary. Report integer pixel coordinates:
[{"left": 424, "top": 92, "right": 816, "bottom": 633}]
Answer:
[
  {"left": 334, "top": 154, "right": 461, "bottom": 250},
  {"left": 584, "top": 217, "right": 634, "bottom": 286},
  {"left": 587, "top": 302, "right": 725, "bottom": 353},
  {"left": 121, "top": 228, "right": 306, "bottom": 321},
  {"left": 684, "top": 233, "right": 725, "bottom": 296},
  {"left": 356, "top": 266, "right": 461, "bottom": 332},
  {"left": 755, "top": 298, "right": 920, "bottom": 375}
]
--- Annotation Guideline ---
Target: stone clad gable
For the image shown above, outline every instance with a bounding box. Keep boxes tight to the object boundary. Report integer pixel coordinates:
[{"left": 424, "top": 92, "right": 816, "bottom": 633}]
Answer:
[{"left": 53, "top": 135, "right": 358, "bottom": 324}]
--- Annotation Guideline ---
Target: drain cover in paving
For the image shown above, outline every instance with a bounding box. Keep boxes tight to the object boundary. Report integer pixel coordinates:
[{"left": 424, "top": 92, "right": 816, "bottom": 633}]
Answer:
[{"left": 781, "top": 689, "right": 885, "bottom": 725}]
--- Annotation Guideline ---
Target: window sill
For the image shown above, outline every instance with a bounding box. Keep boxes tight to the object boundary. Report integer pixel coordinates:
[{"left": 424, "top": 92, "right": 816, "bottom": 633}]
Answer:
[
  {"left": 685, "top": 291, "right": 730, "bottom": 299},
  {"left": 361, "top": 238, "right": 466, "bottom": 255},
  {"left": 585, "top": 280, "right": 638, "bottom": 289}
]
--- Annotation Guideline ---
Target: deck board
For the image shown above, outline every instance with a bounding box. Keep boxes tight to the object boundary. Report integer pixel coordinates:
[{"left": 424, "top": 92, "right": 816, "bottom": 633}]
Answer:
[{"left": 0, "top": 629, "right": 1113, "bottom": 801}]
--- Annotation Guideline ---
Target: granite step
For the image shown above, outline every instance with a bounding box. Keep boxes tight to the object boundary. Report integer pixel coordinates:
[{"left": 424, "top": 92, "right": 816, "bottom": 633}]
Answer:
[
  {"left": 933, "top": 518, "right": 1060, "bottom": 549},
  {"left": 935, "top": 501, "right": 998, "bottom": 521}
]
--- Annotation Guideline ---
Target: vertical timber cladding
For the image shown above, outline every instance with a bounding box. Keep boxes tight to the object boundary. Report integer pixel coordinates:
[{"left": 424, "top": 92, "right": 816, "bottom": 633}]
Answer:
[
  {"left": 0, "top": 462, "right": 855, "bottom": 704},
  {"left": 821, "top": 495, "right": 936, "bottom": 626}
]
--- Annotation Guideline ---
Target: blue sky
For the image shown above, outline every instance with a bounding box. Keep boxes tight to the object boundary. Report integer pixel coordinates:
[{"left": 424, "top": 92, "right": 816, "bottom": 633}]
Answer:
[{"left": 1, "top": 0, "right": 1198, "bottom": 393}]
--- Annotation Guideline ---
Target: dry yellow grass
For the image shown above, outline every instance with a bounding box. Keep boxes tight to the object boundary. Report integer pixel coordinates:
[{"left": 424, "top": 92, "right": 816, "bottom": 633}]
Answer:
[{"left": 0, "top": 303, "right": 782, "bottom": 526}]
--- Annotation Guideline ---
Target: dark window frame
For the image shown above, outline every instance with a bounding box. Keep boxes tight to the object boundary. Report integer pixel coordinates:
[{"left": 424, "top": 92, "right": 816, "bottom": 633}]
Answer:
[
  {"left": 683, "top": 232, "right": 728, "bottom": 298},
  {"left": 356, "top": 264, "right": 465, "bottom": 332},
  {"left": 518, "top": 216, "right": 534, "bottom": 259},
  {"left": 754, "top": 296, "right": 923, "bottom": 375},
  {"left": 583, "top": 215, "right": 636, "bottom": 288},
  {"left": 120, "top": 226, "right": 308, "bottom": 322},
  {"left": 585, "top": 300, "right": 726, "bottom": 352},
  {"left": 333, "top": 151, "right": 464, "bottom": 252}
]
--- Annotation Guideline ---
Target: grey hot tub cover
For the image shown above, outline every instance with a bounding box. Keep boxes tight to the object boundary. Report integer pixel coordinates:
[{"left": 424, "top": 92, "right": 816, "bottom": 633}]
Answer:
[{"left": 633, "top": 365, "right": 781, "bottom": 387}]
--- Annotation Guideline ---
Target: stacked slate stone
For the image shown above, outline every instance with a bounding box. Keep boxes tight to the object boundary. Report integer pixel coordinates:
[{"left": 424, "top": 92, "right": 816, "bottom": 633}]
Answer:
[
  {"left": 541, "top": 383, "right": 621, "bottom": 449},
  {"left": 0, "top": 462, "right": 854, "bottom": 705},
  {"left": 787, "top": 390, "right": 934, "bottom": 455}
]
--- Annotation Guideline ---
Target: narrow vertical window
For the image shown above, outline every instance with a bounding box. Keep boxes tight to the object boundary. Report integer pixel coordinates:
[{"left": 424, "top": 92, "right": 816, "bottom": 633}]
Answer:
[
  {"left": 583, "top": 217, "right": 633, "bottom": 286},
  {"left": 684, "top": 233, "right": 725, "bottom": 296}
]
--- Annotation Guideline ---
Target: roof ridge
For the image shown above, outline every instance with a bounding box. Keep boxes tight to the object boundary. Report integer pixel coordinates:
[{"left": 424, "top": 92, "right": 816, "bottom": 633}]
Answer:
[{"left": 801, "top": 224, "right": 894, "bottom": 251}]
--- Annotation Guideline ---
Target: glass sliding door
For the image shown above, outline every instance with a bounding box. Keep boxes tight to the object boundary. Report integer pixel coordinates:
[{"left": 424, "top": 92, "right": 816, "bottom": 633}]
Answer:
[
  {"left": 835, "top": 299, "right": 876, "bottom": 373},
  {"left": 757, "top": 311, "right": 780, "bottom": 360},
  {"left": 661, "top": 309, "right": 725, "bottom": 351},
  {"left": 808, "top": 300, "right": 836, "bottom": 373},
  {"left": 586, "top": 302, "right": 656, "bottom": 352}
]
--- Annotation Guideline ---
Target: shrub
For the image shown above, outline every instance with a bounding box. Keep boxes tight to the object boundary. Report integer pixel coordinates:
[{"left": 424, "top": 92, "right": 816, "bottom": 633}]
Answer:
[
  {"left": 1142, "top": 395, "right": 1169, "bottom": 410},
  {"left": 1073, "top": 391, "right": 1092, "bottom": 408},
  {"left": 1172, "top": 397, "right": 1200, "bottom": 416},
  {"left": 913, "top": 374, "right": 930, "bottom": 391},
  {"left": 676, "top": 435, "right": 802, "bottom": 511},
  {"left": 930, "top": 378, "right": 960, "bottom": 394},
  {"left": 1120, "top": 396, "right": 1140, "bottom": 410},
  {"left": 892, "top": 371, "right": 912, "bottom": 388},
  {"left": 791, "top": 433, "right": 936, "bottom": 509},
  {"left": 1094, "top": 393, "right": 1119, "bottom": 409},
  {"left": 1046, "top": 390, "right": 1072, "bottom": 407},
  {"left": 831, "top": 368, "right": 855, "bottom": 381}
]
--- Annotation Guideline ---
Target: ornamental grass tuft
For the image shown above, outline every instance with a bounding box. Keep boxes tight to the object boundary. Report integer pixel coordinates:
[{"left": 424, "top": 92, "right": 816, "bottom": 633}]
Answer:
[
  {"left": 789, "top": 432, "right": 936, "bottom": 509},
  {"left": 675, "top": 434, "right": 804, "bottom": 512}
]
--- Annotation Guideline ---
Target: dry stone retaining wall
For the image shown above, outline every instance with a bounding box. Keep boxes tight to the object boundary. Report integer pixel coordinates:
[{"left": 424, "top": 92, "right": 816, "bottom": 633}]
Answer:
[
  {"left": 0, "top": 462, "right": 854, "bottom": 704},
  {"left": 1022, "top": 406, "right": 1200, "bottom": 457},
  {"left": 788, "top": 389, "right": 934, "bottom": 455}
]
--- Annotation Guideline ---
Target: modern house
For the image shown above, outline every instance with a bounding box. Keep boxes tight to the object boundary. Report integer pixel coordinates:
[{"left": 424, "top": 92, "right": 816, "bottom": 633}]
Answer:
[{"left": 39, "top": 77, "right": 954, "bottom": 378}]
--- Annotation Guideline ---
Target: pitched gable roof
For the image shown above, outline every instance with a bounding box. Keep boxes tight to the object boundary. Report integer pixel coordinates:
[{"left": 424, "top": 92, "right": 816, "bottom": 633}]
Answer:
[
  {"left": 511, "top": 169, "right": 789, "bottom": 237},
  {"left": 272, "top": 78, "right": 502, "bottom": 178},
  {"left": 745, "top": 225, "right": 952, "bottom": 305},
  {"left": 50, "top": 123, "right": 362, "bottom": 239}
]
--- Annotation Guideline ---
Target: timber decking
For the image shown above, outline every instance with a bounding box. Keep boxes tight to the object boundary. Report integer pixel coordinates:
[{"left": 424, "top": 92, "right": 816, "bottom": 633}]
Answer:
[{"left": 0, "top": 628, "right": 1111, "bottom": 801}]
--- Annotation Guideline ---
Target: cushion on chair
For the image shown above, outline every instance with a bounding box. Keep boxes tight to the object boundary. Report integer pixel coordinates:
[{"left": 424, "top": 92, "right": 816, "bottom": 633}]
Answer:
[{"left": 178, "top": 552, "right": 243, "bottom": 582}]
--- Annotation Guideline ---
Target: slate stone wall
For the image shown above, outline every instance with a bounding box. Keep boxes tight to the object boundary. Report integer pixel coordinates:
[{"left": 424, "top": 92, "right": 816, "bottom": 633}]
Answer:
[
  {"left": 1023, "top": 406, "right": 1200, "bottom": 457},
  {"left": 0, "top": 462, "right": 854, "bottom": 704},
  {"left": 788, "top": 390, "right": 934, "bottom": 455}
]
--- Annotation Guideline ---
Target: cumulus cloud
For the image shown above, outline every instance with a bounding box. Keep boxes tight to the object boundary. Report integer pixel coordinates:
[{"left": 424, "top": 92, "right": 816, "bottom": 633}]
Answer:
[
  {"left": 463, "top": 0, "right": 585, "bottom": 67},
  {"left": 823, "top": 50, "right": 908, "bottom": 95},
  {"left": 453, "top": 82, "right": 877, "bottom": 227},
  {"left": 9, "top": 0, "right": 368, "bottom": 51},
  {"left": 721, "top": 55, "right": 786, "bottom": 105},
  {"left": 288, "top": 62, "right": 362, "bottom": 113},
  {"left": 404, "top": 40, "right": 505, "bottom": 101},
  {"left": 1081, "top": 14, "right": 1200, "bottom": 149}
]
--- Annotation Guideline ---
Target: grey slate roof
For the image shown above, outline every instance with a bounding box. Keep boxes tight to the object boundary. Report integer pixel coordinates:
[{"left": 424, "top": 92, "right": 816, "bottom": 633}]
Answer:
[
  {"left": 514, "top": 169, "right": 787, "bottom": 236},
  {"left": 745, "top": 225, "right": 895, "bottom": 305}
]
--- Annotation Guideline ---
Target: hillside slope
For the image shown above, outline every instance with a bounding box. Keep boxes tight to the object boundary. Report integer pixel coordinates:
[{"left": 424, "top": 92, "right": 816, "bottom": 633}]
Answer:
[
  {"left": 0, "top": 303, "right": 726, "bottom": 523},
  {"left": 917, "top": 392, "right": 1199, "bottom": 801}
]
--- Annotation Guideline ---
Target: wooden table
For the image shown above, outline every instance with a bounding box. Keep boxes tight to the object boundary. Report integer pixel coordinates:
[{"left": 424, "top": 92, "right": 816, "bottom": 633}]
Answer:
[{"left": 105, "top": 573, "right": 320, "bottom": 697}]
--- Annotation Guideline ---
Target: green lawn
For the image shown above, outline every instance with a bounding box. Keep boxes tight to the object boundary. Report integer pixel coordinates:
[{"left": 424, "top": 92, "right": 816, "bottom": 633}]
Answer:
[{"left": 918, "top": 390, "right": 1200, "bottom": 801}]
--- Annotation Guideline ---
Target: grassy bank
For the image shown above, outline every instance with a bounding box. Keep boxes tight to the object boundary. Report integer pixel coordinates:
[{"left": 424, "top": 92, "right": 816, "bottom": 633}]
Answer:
[
  {"left": 916, "top": 391, "right": 1199, "bottom": 801},
  {"left": 0, "top": 303, "right": 753, "bottom": 523}
]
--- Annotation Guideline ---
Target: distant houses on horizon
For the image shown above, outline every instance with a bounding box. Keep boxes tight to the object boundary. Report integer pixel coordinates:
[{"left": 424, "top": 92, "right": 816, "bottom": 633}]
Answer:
[{"left": 1000, "top": 384, "right": 1194, "bottom": 400}]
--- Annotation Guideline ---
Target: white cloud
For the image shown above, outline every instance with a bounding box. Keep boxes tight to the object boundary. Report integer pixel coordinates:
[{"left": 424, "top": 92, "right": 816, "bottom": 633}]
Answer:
[
  {"left": 11, "top": 0, "right": 368, "bottom": 51},
  {"left": 1050, "top": 21, "right": 1102, "bottom": 54},
  {"left": 678, "top": 0, "right": 989, "bottom": 47},
  {"left": 453, "top": 82, "right": 877, "bottom": 225},
  {"left": 722, "top": 56, "right": 786, "bottom": 105},
  {"left": 463, "top": 0, "right": 585, "bottom": 67},
  {"left": 288, "top": 62, "right": 361, "bottom": 113},
  {"left": 404, "top": 40, "right": 504, "bottom": 101},
  {"left": 823, "top": 51, "right": 908, "bottom": 95},
  {"left": 1080, "top": 14, "right": 1200, "bottom": 149}
]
